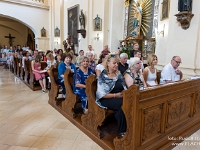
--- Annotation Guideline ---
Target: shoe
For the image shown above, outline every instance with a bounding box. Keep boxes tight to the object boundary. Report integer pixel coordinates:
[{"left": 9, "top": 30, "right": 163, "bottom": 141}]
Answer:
[
  {"left": 42, "top": 89, "right": 46, "bottom": 93},
  {"left": 63, "top": 94, "right": 66, "bottom": 98},
  {"left": 83, "top": 108, "right": 88, "bottom": 114}
]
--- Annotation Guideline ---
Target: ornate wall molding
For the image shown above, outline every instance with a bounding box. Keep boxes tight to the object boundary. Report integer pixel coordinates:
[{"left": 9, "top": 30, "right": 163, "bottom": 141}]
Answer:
[{"left": 1, "top": 0, "right": 49, "bottom": 10}]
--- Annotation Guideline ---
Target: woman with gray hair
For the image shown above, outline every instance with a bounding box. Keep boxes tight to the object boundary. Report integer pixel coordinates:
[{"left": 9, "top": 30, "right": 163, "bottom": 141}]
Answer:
[
  {"left": 73, "top": 56, "right": 94, "bottom": 114},
  {"left": 124, "top": 57, "right": 147, "bottom": 89}
]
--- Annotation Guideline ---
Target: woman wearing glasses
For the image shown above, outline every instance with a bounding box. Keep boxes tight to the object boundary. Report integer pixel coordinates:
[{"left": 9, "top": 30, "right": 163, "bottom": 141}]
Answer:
[{"left": 124, "top": 57, "right": 147, "bottom": 89}]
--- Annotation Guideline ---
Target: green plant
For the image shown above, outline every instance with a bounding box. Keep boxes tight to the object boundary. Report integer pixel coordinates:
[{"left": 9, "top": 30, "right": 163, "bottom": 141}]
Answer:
[{"left": 120, "top": 44, "right": 132, "bottom": 58}]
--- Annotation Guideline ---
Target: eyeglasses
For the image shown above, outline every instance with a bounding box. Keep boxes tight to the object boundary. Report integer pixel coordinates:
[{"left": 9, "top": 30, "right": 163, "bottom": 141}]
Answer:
[{"left": 173, "top": 59, "right": 181, "bottom": 64}]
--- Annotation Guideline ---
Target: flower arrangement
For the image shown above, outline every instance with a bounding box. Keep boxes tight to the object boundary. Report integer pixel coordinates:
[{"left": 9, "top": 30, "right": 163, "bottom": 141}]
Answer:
[{"left": 119, "top": 41, "right": 132, "bottom": 58}]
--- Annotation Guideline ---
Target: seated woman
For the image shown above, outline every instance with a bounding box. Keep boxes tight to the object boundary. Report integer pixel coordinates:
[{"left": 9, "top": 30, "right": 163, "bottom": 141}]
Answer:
[
  {"left": 95, "top": 54, "right": 108, "bottom": 76},
  {"left": 58, "top": 53, "right": 76, "bottom": 98},
  {"left": 124, "top": 57, "right": 147, "bottom": 89},
  {"left": 76, "top": 50, "right": 84, "bottom": 65},
  {"left": 55, "top": 54, "right": 62, "bottom": 68},
  {"left": 68, "top": 49, "right": 76, "bottom": 64},
  {"left": 46, "top": 52, "right": 56, "bottom": 71},
  {"left": 31, "top": 55, "right": 46, "bottom": 92},
  {"left": 96, "top": 56, "right": 127, "bottom": 137},
  {"left": 143, "top": 54, "right": 158, "bottom": 87},
  {"left": 73, "top": 56, "right": 93, "bottom": 114}
]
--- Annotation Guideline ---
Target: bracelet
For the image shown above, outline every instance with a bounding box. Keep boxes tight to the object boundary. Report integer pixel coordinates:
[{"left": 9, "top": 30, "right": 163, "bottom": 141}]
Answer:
[{"left": 114, "top": 93, "right": 116, "bottom": 98}]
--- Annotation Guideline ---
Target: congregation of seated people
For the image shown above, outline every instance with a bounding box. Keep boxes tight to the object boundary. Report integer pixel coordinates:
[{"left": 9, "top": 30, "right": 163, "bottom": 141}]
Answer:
[{"left": 1, "top": 43, "right": 183, "bottom": 138}]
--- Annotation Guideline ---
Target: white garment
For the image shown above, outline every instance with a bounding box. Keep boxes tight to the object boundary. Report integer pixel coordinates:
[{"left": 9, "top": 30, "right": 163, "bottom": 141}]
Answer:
[
  {"left": 95, "top": 64, "right": 105, "bottom": 72},
  {"left": 160, "top": 63, "right": 180, "bottom": 84},
  {"left": 22, "top": 56, "right": 32, "bottom": 68},
  {"left": 86, "top": 50, "right": 95, "bottom": 56},
  {"left": 146, "top": 67, "right": 157, "bottom": 86},
  {"left": 46, "top": 59, "right": 56, "bottom": 69}
]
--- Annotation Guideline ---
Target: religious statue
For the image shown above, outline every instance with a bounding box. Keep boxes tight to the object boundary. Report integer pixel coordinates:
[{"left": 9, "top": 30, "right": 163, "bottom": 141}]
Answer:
[
  {"left": 79, "top": 10, "right": 85, "bottom": 29},
  {"left": 175, "top": 0, "right": 194, "bottom": 30},
  {"left": 178, "top": 0, "right": 192, "bottom": 12},
  {"left": 124, "top": 0, "right": 132, "bottom": 7},
  {"left": 132, "top": 2, "right": 142, "bottom": 37}
]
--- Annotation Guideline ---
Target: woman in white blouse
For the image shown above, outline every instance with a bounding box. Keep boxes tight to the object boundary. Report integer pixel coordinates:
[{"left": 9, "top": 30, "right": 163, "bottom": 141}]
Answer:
[
  {"left": 95, "top": 54, "right": 109, "bottom": 76},
  {"left": 143, "top": 54, "right": 158, "bottom": 87}
]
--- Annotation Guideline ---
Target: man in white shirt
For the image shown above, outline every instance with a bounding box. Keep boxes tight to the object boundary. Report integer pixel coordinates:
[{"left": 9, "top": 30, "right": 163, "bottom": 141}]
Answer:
[
  {"left": 85, "top": 45, "right": 96, "bottom": 58},
  {"left": 160, "top": 56, "right": 182, "bottom": 84}
]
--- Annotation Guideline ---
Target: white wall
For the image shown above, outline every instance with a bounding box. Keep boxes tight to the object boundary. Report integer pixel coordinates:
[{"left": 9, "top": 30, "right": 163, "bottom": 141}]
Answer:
[
  {"left": 0, "top": 1, "right": 50, "bottom": 51},
  {"left": 0, "top": 17, "right": 28, "bottom": 46},
  {"left": 63, "top": 0, "right": 124, "bottom": 57},
  {"left": 155, "top": 0, "right": 200, "bottom": 76}
]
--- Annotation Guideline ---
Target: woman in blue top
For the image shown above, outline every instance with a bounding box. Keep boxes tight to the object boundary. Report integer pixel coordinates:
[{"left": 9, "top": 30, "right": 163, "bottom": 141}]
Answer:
[
  {"left": 58, "top": 53, "right": 76, "bottom": 98},
  {"left": 73, "top": 56, "right": 93, "bottom": 114}
]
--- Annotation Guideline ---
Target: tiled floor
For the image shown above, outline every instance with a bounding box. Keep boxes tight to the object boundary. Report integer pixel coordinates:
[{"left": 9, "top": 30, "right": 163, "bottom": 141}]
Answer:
[
  {"left": 0, "top": 67, "right": 200, "bottom": 150},
  {"left": 0, "top": 67, "right": 102, "bottom": 150}
]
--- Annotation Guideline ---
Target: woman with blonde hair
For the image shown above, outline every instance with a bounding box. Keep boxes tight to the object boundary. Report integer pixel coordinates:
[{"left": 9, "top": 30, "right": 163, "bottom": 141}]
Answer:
[
  {"left": 46, "top": 52, "right": 56, "bottom": 71},
  {"left": 124, "top": 57, "right": 147, "bottom": 89},
  {"left": 143, "top": 54, "right": 158, "bottom": 86},
  {"left": 96, "top": 56, "right": 127, "bottom": 137}
]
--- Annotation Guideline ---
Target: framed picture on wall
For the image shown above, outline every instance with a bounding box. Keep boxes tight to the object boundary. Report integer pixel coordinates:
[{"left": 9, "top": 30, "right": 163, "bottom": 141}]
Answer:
[
  {"left": 41, "top": 27, "right": 46, "bottom": 37},
  {"left": 68, "top": 5, "right": 79, "bottom": 44},
  {"left": 93, "top": 14, "right": 102, "bottom": 31},
  {"left": 161, "top": 0, "right": 169, "bottom": 20},
  {"left": 55, "top": 27, "right": 60, "bottom": 37}
]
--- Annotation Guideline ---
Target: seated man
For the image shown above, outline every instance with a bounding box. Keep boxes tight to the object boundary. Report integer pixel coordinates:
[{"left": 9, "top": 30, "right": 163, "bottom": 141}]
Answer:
[
  {"left": 118, "top": 53, "right": 128, "bottom": 75},
  {"left": 86, "top": 52, "right": 96, "bottom": 73},
  {"left": 160, "top": 56, "right": 182, "bottom": 84}
]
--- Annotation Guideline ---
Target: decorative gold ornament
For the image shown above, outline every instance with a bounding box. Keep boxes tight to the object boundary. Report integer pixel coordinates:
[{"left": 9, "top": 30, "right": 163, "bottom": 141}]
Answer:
[
  {"left": 128, "top": 0, "right": 152, "bottom": 37},
  {"left": 124, "top": 0, "right": 131, "bottom": 7}
]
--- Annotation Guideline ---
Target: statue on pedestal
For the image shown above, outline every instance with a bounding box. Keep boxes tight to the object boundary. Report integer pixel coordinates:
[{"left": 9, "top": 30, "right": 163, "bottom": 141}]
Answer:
[
  {"left": 175, "top": 0, "right": 194, "bottom": 30},
  {"left": 178, "top": 0, "right": 192, "bottom": 12},
  {"left": 79, "top": 10, "right": 85, "bottom": 29}
]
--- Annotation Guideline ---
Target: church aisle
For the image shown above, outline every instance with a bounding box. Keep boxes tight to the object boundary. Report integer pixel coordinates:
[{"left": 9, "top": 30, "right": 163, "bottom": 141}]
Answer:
[
  {"left": 0, "top": 67, "right": 102, "bottom": 150},
  {"left": 0, "top": 66, "right": 200, "bottom": 150}
]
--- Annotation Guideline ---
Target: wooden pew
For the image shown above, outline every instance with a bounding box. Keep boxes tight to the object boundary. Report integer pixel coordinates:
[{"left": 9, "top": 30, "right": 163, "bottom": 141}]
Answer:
[
  {"left": 63, "top": 69, "right": 80, "bottom": 118},
  {"left": 48, "top": 66, "right": 65, "bottom": 107},
  {"left": 114, "top": 79, "right": 200, "bottom": 150},
  {"left": 17, "top": 58, "right": 21, "bottom": 78},
  {"left": 20, "top": 59, "right": 25, "bottom": 80},
  {"left": 24, "top": 60, "right": 30, "bottom": 84},
  {"left": 82, "top": 74, "right": 114, "bottom": 139},
  {"left": 13, "top": 57, "right": 18, "bottom": 75}
]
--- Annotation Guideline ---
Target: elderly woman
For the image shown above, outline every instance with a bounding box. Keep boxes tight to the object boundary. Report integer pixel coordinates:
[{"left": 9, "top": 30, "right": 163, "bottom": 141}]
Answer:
[
  {"left": 118, "top": 53, "right": 128, "bottom": 75},
  {"left": 143, "top": 54, "right": 158, "bottom": 86},
  {"left": 96, "top": 56, "right": 127, "bottom": 137},
  {"left": 58, "top": 53, "right": 76, "bottom": 98},
  {"left": 73, "top": 56, "right": 93, "bottom": 114},
  {"left": 124, "top": 57, "right": 147, "bottom": 89}
]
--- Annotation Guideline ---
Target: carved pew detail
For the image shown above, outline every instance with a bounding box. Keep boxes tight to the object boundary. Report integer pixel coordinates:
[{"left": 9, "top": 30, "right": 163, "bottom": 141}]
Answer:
[
  {"left": 13, "top": 57, "right": 18, "bottom": 75},
  {"left": 17, "top": 58, "right": 21, "bottom": 78},
  {"left": 63, "top": 69, "right": 79, "bottom": 118},
  {"left": 24, "top": 60, "right": 30, "bottom": 84},
  {"left": 114, "top": 79, "right": 200, "bottom": 150},
  {"left": 81, "top": 74, "right": 114, "bottom": 138},
  {"left": 20, "top": 59, "right": 25, "bottom": 80},
  {"left": 48, "top": 66, "right": 65, "bottom": 107}
]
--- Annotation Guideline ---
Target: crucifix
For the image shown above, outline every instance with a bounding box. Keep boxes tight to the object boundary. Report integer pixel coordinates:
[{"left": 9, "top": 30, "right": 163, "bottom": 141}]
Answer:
[{"left": 5, "top": 33, "right": 15, "bottom": 46}]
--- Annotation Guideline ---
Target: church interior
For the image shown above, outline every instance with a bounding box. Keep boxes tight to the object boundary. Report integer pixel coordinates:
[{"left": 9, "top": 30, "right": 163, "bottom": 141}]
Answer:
[{"left": 0, "top": 0, "right": 200, "bottom": 149}]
